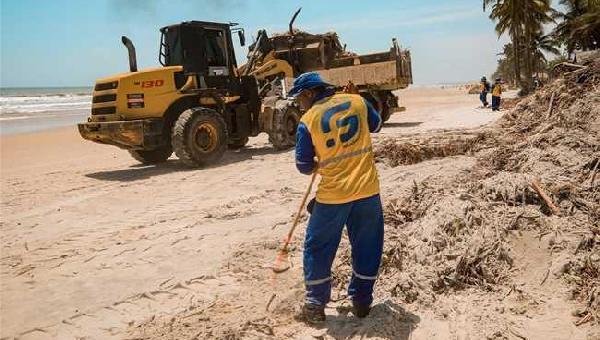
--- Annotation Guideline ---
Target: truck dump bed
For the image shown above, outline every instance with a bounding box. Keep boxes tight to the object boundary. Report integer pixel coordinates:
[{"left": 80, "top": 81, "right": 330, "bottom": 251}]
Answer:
[
  {"left": 317, "top": 45, "right": 412, "bottom": 90},
  {"left": 253, "top": 30, "right": 412, "bottom": 91}
]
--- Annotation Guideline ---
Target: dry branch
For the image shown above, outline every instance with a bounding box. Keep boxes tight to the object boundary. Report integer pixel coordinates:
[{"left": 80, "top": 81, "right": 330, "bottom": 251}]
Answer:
[
  {"left": 545, "top": 92, "right": 555, "bottom": 119},
  {"left": 530, "top": 179, "right": 561, "bottom": 215}
]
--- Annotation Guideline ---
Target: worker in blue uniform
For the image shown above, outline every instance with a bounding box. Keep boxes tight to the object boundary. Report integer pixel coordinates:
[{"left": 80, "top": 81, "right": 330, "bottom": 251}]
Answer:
[
  {"left": 480, "top": 76, "right": 491, "bottom": 107},
  {"left": 289, "top": 72, "right": 384, "bottom": 323}
]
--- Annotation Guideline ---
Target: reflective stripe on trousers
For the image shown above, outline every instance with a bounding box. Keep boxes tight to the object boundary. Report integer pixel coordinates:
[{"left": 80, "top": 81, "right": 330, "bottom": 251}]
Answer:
[
  {"left": 305, "top": 276, "right": 332, "bottom": 286},
  {"left": 353, "top": 270, "right": 378, "bottom": 281}
]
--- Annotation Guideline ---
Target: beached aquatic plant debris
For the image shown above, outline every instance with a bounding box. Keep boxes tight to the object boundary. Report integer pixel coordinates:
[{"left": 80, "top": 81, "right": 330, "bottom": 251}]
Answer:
[
  {"left": 123, "top": 56, "right": 600, "bottom": 339},
  {"left": 368, "top": 56, "right": 600, "bottom": 327}
]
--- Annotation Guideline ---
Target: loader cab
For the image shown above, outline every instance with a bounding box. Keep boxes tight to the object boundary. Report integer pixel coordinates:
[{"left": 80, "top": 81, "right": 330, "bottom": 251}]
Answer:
[{"left": 159, "top": 21, "right": 244, "bottom": 77}]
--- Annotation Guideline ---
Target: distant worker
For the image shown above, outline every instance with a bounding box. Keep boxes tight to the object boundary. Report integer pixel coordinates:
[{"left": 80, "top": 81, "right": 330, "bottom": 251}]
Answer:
[
  {"left": 480, "top": 76, "right": 491, "bottom": 107},
  {"left": 491, "top": 77, "right": 503, "bottom": 111},
  {"left": 289, "top": 72, "right": 384, "bottom": 323}
]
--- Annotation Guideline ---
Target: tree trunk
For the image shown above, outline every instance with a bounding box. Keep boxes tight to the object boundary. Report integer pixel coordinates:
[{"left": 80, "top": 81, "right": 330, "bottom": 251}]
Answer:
[
  {"left": 522, "top": 30, "right": 533, "bottom": 94},
  {"left": 513, "top": 36, "right": 522, "bottom": 89}
]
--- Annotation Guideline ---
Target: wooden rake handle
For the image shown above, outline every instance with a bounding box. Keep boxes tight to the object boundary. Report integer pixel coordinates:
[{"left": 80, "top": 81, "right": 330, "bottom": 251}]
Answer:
[{"left": 281, "top": 171, "right": 318, "bottom": 253}]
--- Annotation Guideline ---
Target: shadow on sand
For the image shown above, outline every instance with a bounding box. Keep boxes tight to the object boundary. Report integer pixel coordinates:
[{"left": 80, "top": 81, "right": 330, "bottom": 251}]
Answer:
[
  {"left": 384, "top": 121, "right": 423, "bottom": 128},
  {"left": 312, "top": 300, "right": 420, "bottom": 340},
  {"left": 85, "top": 145, "right": 288, "bottom": 182}
]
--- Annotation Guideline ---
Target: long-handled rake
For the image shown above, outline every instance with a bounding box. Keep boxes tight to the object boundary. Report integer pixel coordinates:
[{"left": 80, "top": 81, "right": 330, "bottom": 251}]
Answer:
[{"left": 272, "top": 171, "right": 317, "bottom": 273}]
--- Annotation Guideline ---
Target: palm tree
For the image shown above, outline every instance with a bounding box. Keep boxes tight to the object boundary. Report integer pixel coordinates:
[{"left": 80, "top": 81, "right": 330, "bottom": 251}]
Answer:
[
  {"left": 522, "top": 1, "right": 553, "bottom": 88},
  {"left": 483, "top": 0, "right": 499, "bottom": 11},
  {"left": 530, "top": 33, "right": 561, "bottom": 77},
  {"left": 484, "top": 0, "right": 554, "bottom": 93},
  {"left": 495, "top": 37, "right": 560, "bottom": 84},
  {"left": 494, "top": 43, "right": 518, "bottom": 85},
  {"left": 486, "top": 0, "right": 526, "bottom": 89},
  {"left": 553, "top": 0, "right": 600, "bottom": 54}
]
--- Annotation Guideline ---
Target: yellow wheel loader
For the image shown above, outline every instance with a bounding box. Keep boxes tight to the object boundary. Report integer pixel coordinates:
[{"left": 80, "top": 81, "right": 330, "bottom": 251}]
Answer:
[{"left": 78, "top": 21, "right": 298, "bottom": 166}]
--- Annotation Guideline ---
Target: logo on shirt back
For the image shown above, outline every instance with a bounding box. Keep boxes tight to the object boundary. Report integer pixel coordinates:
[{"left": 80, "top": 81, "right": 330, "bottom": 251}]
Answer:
[{"left": 320, "top": 101, "right": 359, "bottom": 148}]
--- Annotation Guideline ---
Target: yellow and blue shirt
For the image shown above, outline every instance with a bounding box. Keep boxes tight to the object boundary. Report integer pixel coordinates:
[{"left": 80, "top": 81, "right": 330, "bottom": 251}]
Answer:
[
  {"left": 295, "top": 92, "right": 381, "bottom": 204},
  {"left": 492, "top": 83, "right": 502, "bottom": 97}
]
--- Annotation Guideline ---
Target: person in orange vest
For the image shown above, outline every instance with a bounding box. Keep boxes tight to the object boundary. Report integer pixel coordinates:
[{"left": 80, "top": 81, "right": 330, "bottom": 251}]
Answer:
[
  {"left": 491, "top": 77, "right": 503, "bottom": 111},
  {"left": 290, "top": 72, "right": 384, "bottom": 323}
]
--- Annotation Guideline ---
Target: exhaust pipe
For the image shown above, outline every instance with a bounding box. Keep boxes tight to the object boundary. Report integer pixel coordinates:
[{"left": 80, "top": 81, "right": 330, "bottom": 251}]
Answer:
[{"left": 121, "top": 36, "right": 138, "bottom": 72}]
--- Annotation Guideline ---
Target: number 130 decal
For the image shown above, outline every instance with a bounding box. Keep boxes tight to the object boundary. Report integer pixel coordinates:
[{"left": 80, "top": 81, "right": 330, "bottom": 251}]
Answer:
[{"left": 320, "top": 101, "right": 359, "bottom": 148}]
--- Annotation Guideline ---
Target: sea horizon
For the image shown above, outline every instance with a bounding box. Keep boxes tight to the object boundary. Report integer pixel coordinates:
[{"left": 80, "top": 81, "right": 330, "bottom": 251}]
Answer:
[{"left": 0, "top": 86, "right": 92, "bottom": 134}]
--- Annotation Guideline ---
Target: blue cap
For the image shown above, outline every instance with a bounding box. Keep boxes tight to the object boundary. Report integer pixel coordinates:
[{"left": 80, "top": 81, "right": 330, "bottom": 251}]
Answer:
[{"left": 288, "top": 72, "right": 332, "bottom": 97}]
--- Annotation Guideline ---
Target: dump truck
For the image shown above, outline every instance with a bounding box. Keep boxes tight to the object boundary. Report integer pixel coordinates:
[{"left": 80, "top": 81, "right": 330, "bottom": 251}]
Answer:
[
  {"left": 78, "top": 12, "right": 412, "bottom": 167},
  {"left": 241, "top": 8, "right": 413, "bottom": 125}
]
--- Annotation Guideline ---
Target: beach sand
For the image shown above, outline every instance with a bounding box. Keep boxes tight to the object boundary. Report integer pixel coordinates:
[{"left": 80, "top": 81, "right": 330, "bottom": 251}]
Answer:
[{"left": 3, "top": 87, "right": 586, "bottom": 339}]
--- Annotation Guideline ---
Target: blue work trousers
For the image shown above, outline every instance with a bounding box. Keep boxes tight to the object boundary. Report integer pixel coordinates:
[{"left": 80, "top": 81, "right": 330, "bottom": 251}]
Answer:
[
  {"left": 480, "top": 92, "right": 489, "bottom": 106},
  {"left": 492, "top": 96, "right": 501, "bottom": 111},
  {"left": 303, "top": 194, "right": 384, "bottom": 307}
]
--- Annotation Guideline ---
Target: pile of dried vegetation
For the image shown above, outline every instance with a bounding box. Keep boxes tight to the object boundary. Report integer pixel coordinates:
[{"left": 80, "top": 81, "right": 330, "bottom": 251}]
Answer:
[{"left": 368, "top": 56, "right": 599, "bottom": 327}]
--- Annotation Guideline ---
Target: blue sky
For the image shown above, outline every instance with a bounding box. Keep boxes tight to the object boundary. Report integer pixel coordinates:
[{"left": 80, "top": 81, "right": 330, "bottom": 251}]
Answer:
[{"left": 1, "top": 0, "right": 508, "bottom": 87}]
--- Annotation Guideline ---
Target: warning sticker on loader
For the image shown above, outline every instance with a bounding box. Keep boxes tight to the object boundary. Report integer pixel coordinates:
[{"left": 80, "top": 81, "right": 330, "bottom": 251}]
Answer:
[{"left": 127, "top": 94, "right": 144, "bottom": 108}]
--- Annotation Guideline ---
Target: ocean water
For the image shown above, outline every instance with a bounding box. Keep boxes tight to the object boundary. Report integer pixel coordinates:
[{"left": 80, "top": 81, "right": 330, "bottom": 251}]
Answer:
[
  {"left": 0, "top": 87, "right": 92, "bottom": 119},
  {"left": 0, "top": 87, "right": 93, "bottom": 134}
]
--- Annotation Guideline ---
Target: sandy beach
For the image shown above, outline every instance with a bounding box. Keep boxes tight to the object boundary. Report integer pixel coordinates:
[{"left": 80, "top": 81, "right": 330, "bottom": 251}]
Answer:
[{"left": 1, "top": 87, "right": 592, "bottom": 339}]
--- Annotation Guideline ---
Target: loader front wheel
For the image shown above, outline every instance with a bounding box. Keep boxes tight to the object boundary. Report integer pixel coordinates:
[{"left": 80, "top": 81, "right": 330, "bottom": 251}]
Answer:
[
  {"left": 128, "top": 145, "right": 172, "bottom": 165},
  {"left": 172, "top": 107, "right": 228, "bottom": 167},
  {"left": 269, "top": 100, "right": 300, "bottom": 150}
]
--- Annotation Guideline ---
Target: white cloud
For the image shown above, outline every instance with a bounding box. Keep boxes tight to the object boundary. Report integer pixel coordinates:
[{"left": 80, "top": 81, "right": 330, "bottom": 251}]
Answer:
[{"left": 301, "top": 6, "right": 482, "bottom": 32}]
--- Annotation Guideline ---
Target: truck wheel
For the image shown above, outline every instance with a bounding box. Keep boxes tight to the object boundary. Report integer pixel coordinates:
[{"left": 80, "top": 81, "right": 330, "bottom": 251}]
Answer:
[
  {"left": 380, "top": 103, "right": 392, "bottom": 122},
  {"left": 171, "top": 107, "right": 228, "bottom": 167},
  {"left": 269, "top": 100, "right": 300, "bottom": 150},
  {"left": 228, "top": 136, "right": 249, "bottom": 150},
  {"left": 380, "top": 91, "right": 397, "bottom": 122},
  {"left": 361, "top": 92, "right": 391, "bottom": 123},
  {"left": 128, "top": 145, "right": 173, "bottom": 164}
]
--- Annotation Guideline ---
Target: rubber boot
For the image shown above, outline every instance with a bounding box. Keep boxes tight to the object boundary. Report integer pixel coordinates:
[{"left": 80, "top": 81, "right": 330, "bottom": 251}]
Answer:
[
  {"left": 352, "top": 302, "right": 371, "bottom": 318},
  {"left": 297, "top": 303, "right": 326, "bottom": 324}
]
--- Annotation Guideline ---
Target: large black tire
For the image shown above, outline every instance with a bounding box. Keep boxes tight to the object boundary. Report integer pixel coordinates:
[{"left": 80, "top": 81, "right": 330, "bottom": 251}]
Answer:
[
  {"left": 381, "top": 103, "right": 392, "bottom": 122},
  {"left": 269, "top": 99, "right": 300, "bottom": 150},
  {"left": 361, "top": 92, "right": 392, "bottom": 123},
  {"left": 228, "top": 136, "right": 249, "bottom": 150},
  {"left": 381, "top": 91, "right": 397, "bottom": 122},
  {"left": 171, "top": 107, "right": 228, "bottom": 167},
  {"left": 128, "top": 145, "right": 172, "bottom": 165}
]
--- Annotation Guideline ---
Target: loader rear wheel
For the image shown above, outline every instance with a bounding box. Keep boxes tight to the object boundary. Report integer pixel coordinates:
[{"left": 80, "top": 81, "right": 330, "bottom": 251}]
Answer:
[
  {"left": 172, "top": 107, "right": 228, "bottom": 167},
  {"left": 128, "top": 145, "right": 172, "bottom": 164},
  {"left": 269, "top": 100, "right": 300, "bottom": 150}
]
